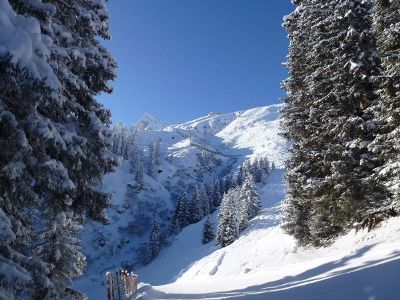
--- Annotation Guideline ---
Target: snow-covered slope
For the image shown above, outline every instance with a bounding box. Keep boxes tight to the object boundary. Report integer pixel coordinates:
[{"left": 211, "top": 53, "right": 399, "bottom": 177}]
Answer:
[
  {"left": 75, "top": 104, "right": 289, "bottom": 298},
  {"left": 216, "top": 105, "right": 287, "bottom": 168},
  {"left": 135, "top": 168, "right": 400, "bottom": 300}
]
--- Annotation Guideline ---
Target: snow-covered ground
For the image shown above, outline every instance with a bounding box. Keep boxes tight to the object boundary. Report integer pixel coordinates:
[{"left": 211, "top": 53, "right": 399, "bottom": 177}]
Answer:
[{"left": 135, "top": 169, "right": 400, "bottom": 299}]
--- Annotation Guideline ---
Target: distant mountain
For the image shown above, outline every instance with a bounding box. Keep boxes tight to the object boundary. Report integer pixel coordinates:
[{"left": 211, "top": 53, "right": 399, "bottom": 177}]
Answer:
[{"left": 133, "top": 113, "right": 172, "bottom": 132}]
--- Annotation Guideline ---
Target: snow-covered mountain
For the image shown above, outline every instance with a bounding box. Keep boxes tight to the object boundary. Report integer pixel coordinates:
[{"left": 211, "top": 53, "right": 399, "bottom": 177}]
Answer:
[
  {"left": 75, "top": 103, "right": 400, "bottom": 300},
  {"left": 75, "top": 104, "right": 289, "bottom": 297},
  {"left": 134, "top": 113, "right": 173, "bottom": 132}
]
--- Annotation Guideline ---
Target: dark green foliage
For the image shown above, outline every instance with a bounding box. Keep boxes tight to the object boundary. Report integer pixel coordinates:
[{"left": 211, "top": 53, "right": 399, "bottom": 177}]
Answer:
[
  {"left": 171, "top": 192, "right": 189, "bottom": 233},
  {"left": 369, "top": 0, "right": 400, "bottom": 214},
  {"left": 282, "top": 0, "right": 389, "bottom": 246},
  {"left": 201, "top": 216, "right": 215, "bottom": 244},
  {"left": 150, "top": 220, "right": 161, "bottom": 259}
]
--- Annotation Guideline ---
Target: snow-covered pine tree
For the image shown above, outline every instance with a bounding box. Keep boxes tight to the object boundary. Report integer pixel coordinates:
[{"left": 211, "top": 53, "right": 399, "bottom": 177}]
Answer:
[
  {"left": 238, "top": 198, "right": 249, "bottom": 233},
  {"left": 0, "top": 207, "right": 44, "bottom": 299},
  {"left": 211, "top": 178, "right": 222, "bottom": 208},
  {"left": 201, "top": 215, "right": 215, "bottom": 244},
  {"left": 197, "top": 185, "right": 210, "bottom": 217},
  {"left": 170, "top": 210, "right": 181, "bottom": 235},
  {"left": 125, "top": 128, "right": 137, "bottom": 161},
  {"left": 240, "top": 175, "right": 261, "bottom": 220},
  {"left": 238, "top": 182, "right": 250, "bottom": 232},
  {"left": 149, "top": 220, "right": 161, "bottom": 259},
  {"left": 205, "top": 183, "right": 214, "bottom": 213},
  {"left": 241, "top": 160, "right": 251, "bottom": 179},
  {"left": 148, "top": 141, "right": 156, "bottom": 179},
  {"left": 0, "top": 0, "right": 117, "bottom": 297},
  {"left": 369, "top": 0, "right": 400, "bottom": 214},
  {"left": 155, "top": 139, "right": 161, "bottom": 166},
  {"left": 34, "top": 212, "right": 86, "bottom": 300},
  {"left": 236, "top": 165, "right": 245, "bottom": 186},
  {"left": 112, "top": 123, "right": 126, "bottom": 155},
  {"left": 128, "top": 137, "right": 138, "bottom": 173},
  {"left": 171, "top": 192, "right": 189, "bottom": 233},
  {"left": 282, "top": 0, "right": 384, "bottom": 245},
  {"left": 188, "top": 188, "right": 204, "bottom": 223},
  {"left": 224, "top": 173, "right": 237, "bottom": 193},
  {"left": 135, "top": 160, "right": 145, "bottom": 191},
  {"left": 216, "top": 188, "right": 240, "bottom": 247},
  {"left": 250, "top": 160, "right": 262, "bottom": 183},
  {"left": 258, "top": 157, "right": 270, "bottom": 183},
  {"left": 179, "top": 192, "right": 190, "bottom": 227}
]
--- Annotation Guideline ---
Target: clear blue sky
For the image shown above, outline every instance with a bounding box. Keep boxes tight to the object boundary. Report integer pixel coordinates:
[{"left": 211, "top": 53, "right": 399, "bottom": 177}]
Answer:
[{"left": 99, "top": 0, "right": 294, "bottom": 125}]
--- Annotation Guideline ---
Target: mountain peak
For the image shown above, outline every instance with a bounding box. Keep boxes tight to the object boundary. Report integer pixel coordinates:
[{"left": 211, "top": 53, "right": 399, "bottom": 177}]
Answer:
[{"left": 134, "top": 113, "right": 171, "bottom": 132}]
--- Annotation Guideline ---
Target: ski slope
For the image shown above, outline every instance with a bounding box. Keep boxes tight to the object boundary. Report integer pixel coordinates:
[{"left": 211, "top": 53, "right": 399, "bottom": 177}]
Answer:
[{"left": 134, "top": 169, "right": 400, "bottom": 299}]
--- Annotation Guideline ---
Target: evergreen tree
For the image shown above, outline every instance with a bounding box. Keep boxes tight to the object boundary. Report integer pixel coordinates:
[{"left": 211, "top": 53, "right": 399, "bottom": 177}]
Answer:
[
  {"left": 0, "top": 206, "right": 48, "bottom": 299},
  {"left": 112, "top": 122, "right": 126, "bottom": 155},
  {"left": 135, "top": 163, "right": 144, "bottom": 191},
  {"left": 34, "top": 212, "right": 86, "bottom": 300},
  {"left": 197, "top": 185, "right": 210, "bottom": 217},
  {"left": 149, "top": 220, "right": 161, "bottom": 259},
  {"left": 236, "top": 165, "right": 245, "bottom": 186},
  {"left": 216, "top": 188, "right": 240, "bottom": 247},
  {"left": 201, "top": 216, "right": 215, "bottom": 244},
  {"left": 250, "top": 160, "right": 262, "bottom": 183},
  {"left": 212, "top": 178, "right": 222, "bottom": 208},
  {"left": 129, "top": 138, "right": 141, "bottom": 174},
  {"left": 171, "top": 192, "right": 189, "bottom": 233},
  {"left": 179, "top": 192, "right": 190, "bottom": 227},
  {"left": 155, "top": 139, "right": 161, "bottom": 166},
  {"left": 240, "top": 176, "right": 261, "bottom": 220},
  {"left": 282, "top": 0, "right": 384, "bottom": 245},
  {"left": 261, "top": 157, "right": 271, "bottom": 174},
  {"left": 238, "top": 198, "right": 249, "bottom": 233},
  {"left": 0, "top": 0, "right": 117, "bottom": 297},
  {"left": 242, "top": 160, "right": 251, "bottom": 179},
  {"left": 224, "top": 173, "right": 237, "bottom": 192},
  {"left": 206, "top": 183, "right": 215, "bottom": 213},
  {"left": 171, "top": 195, "right": 184, "bottom": 233},
  {"left": 369, "top": 0, "right": 400, "bottom": 214},
  {"left": 148, "top": 141, "right": 156, "bottom": 179},
  {"left": 188, "top": 192, "right": 203, "bottom": 223}
]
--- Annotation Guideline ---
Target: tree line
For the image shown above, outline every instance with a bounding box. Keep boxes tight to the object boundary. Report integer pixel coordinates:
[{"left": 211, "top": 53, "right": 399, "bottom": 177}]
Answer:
[{"left": 169, "top": 157, "right": 272, "bottom": 251}]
